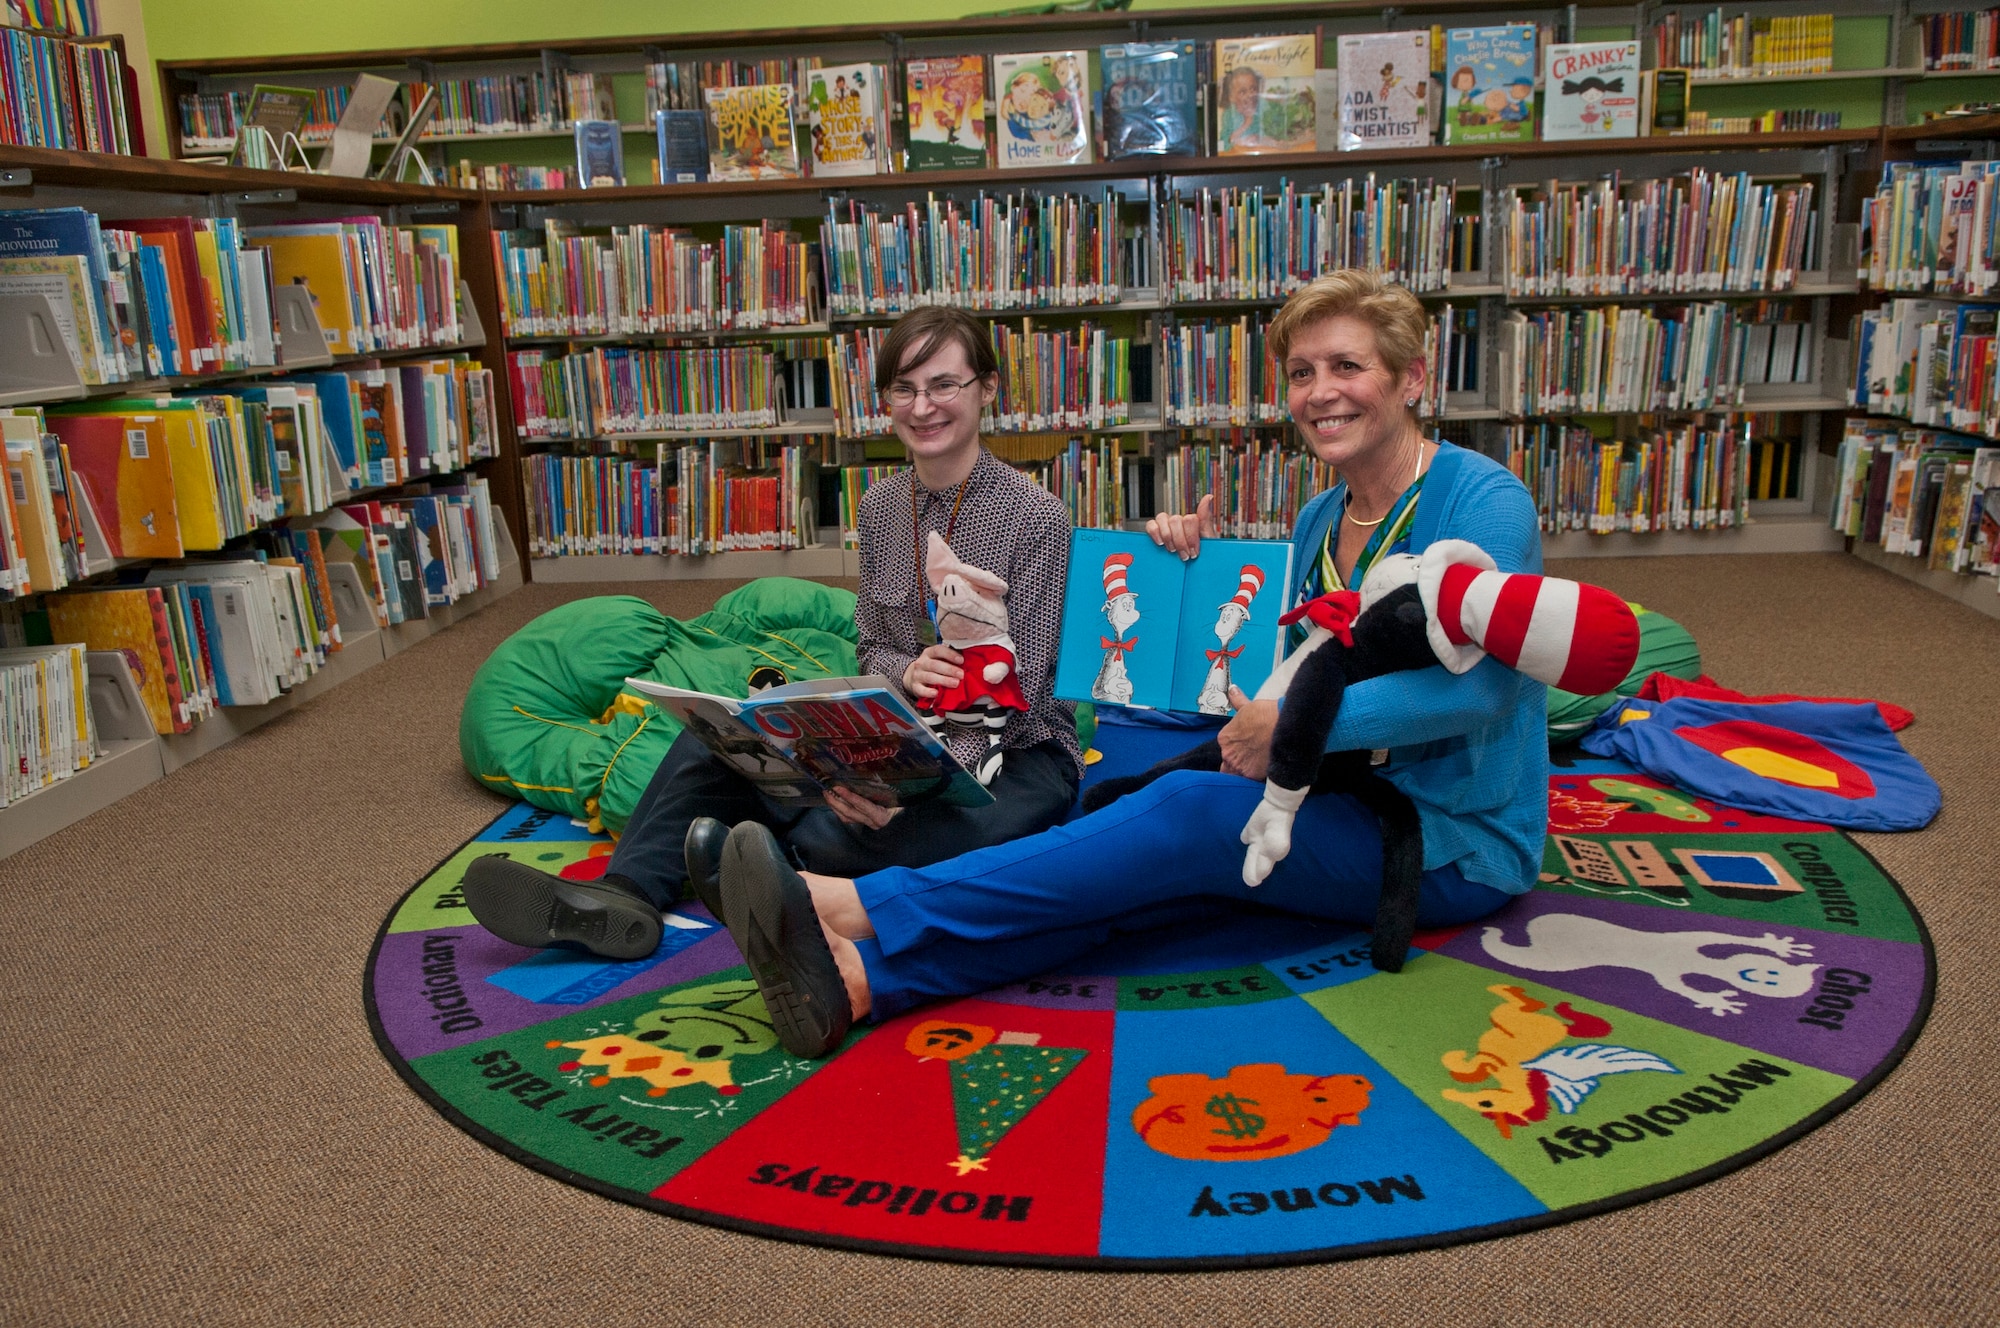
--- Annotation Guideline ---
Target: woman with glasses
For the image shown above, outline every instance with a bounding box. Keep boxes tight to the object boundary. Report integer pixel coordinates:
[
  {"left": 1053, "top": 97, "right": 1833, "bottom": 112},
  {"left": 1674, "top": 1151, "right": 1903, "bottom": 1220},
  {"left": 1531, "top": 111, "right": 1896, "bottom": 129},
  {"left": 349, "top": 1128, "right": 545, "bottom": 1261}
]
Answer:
[
  {"left": 711, "top": 270, "right": 1550, "bottom": 1058},
  {"left": 461, "top": 307, "right": 1081, "bottom": 962}
]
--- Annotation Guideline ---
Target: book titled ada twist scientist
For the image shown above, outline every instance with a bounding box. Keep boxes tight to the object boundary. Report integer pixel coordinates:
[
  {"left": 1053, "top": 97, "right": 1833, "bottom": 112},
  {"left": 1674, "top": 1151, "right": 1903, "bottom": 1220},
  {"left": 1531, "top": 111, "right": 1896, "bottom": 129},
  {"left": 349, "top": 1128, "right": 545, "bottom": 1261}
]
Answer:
[{"left": 1053, "top": 528, "right": 1294, "bottom": 716}]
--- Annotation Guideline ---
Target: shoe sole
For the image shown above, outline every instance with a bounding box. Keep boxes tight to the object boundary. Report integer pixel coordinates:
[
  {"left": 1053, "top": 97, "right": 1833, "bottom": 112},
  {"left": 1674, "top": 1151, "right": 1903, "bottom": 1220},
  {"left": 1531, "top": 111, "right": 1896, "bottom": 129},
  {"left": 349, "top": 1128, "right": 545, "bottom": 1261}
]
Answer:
[
  {"left": 462, "top": 857, "right": 661, "bottom": 961},
  {"left": 721, "top": 828, "right": 849, "bottom": 1058}
]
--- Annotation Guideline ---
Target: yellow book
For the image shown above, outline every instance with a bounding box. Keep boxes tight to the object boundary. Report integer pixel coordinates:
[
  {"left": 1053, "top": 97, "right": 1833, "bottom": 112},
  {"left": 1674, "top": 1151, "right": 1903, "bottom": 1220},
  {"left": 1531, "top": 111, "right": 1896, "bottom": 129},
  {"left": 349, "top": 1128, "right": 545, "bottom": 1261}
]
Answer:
[
  {"left": 99, "top": 401, "right": 226, "bottom": 550},
  {"left": 44, "top": 587, "right": 179, "bottom": 735},
  {"left": 189, "top": 224, "right": 236, "bottom": 365},
  {"left": 241, "top": 230, "right": 359, "bottom": 355},
  {"left": 1, "top": 418, "right": 63, "bottom": 592}
]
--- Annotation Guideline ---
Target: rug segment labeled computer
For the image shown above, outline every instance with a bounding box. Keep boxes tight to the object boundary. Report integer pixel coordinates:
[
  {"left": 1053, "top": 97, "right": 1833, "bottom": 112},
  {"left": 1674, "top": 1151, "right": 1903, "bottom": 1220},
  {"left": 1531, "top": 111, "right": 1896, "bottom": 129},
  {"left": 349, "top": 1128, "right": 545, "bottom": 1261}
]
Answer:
[{"left": 368, "top": 753, "right": 1930, "bottom": 1268}]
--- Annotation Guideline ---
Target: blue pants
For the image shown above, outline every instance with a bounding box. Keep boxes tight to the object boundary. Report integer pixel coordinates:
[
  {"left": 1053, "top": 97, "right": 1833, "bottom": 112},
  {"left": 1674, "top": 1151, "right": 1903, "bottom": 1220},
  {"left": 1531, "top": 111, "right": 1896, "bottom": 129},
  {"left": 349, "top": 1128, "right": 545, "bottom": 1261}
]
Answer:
[{"left": 853, "top": 770, "right": 1517, "bottom": 1019}]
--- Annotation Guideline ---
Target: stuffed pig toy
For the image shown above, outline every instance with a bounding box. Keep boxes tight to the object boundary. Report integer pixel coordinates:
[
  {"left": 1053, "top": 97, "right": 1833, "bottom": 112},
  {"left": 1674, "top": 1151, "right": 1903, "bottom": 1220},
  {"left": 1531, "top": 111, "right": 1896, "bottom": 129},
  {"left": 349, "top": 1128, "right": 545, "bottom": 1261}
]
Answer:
[{"left": 917, "top": 530, "right": 1028, "bottom": 786}]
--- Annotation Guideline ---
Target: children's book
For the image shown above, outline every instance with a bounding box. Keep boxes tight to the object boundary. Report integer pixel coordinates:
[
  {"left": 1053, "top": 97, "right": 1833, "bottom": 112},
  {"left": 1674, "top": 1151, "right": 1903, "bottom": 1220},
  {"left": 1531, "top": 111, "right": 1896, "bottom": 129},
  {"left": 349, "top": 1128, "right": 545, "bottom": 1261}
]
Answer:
[
  {"left": 1543, "top": 41, "right": 1639, "bottom": 140},
  {"left": 1053, "top": 529, "right": 1296, "bottom": 716},
  {"left": 1443, "top": 24, "right": 1539, "bottom": 145},
  {"left": 904, "top": 55, "right": 988, "bottom": 171},
  {"left": 655, "top": 108, "right": 709, "bottom": 183},
  {"left": 1335, "top": 30, "right": 1432, "bottom": 151},
  {"left": 804, "top": 63, "right": 888, "bottom": 178},
  {"left": 572, "top": 119, "right": 625, "bottom": 188},
  {"left": 1099, "top": 41, "right": 1201, "bottom": 159},
  {"left": 1214, "top": 34, "right": 1317, "bottom": 156},
  {"left": 704, "top": 84, "right": 802, "bottom": 182},
  {"left": 624, "top": 674, "right": 995, "bottom": 809},
  {"left": 992, "top": 50, "right": 1092, "bottom": 169}
]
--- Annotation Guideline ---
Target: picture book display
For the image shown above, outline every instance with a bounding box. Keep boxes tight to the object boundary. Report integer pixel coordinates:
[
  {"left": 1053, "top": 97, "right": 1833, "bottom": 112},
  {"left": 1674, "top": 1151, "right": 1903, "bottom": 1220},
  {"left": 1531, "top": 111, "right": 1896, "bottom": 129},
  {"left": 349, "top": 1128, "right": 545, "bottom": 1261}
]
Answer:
[
  {"left": 625, "top": 675, "right": 994, "bottom": 809},
  {"left": 1099, "top": 41, "right": 1201, "bottom": 159},
  {"left": 704, "top": 84, "right": 802, "bottom": 182},
  {"left": 804, "top": 63, "right": 888, "bottom": 177},
  {"left": 904, "top": 55, "right": 988, "bottom": 171},
  {"left": 655, "top": 109, "right": 709, "bottom": 182},
  {"left": 1335, "top": 31, "right": 1432, "bottom": 152},
  {"left": 1444, "top": 25, "right": 1539, "bottom": 145},
  {"left": 1053, "top": 529, "right": 1295, "bottom": 716},
  {"left": 1543, "top": 41, "right": 1640, "bottom": 140},
  {"left": 573, "top": 119, "right": 626, "bottom": 188},
  {"left": 992, "top": 50, "right": 1092, "bottom": 169},
  {"left": 1213, "top": 34, "right": 1317, "bottom": 156}
]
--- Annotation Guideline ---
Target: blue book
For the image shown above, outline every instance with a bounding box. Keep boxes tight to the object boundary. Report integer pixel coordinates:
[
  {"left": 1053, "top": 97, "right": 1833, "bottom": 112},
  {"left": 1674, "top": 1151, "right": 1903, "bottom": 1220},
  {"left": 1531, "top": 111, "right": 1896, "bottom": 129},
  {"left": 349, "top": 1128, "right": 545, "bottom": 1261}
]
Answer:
[
  {"left": 132, "top": 243, "right": 179, "bottom": 375},
  {"left": 1100, "top": 41, "right": 1201, "bottom": 158},
  {"left": 574, "top": 119, "right": 626, "bottom": 188},
  {"left": 655, "top": 109, "right": 709, "bottom": 183},
  {"left": 300, "top": 372, "right": 361, "bottom": 481},
  {"left": 1054, "top": 528, "right": 1295, "bottom": 716},
  {"left": 0, "top": 205, "right": 120, "bottom": 374}
]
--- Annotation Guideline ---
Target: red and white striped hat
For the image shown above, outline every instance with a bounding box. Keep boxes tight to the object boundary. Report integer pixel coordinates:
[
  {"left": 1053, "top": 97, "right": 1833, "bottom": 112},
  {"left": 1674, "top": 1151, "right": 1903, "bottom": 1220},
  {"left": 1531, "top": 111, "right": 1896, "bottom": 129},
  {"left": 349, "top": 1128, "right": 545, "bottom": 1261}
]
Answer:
[
  {"left": 1223, "top": 565, "right": 1265, "bottom": 612},
  {"left": 1414, "top": 540, "right": 1640, "bottom": 695},
  {"left": 1102, "top": 552, "right": 1135, "bottom": 599}
]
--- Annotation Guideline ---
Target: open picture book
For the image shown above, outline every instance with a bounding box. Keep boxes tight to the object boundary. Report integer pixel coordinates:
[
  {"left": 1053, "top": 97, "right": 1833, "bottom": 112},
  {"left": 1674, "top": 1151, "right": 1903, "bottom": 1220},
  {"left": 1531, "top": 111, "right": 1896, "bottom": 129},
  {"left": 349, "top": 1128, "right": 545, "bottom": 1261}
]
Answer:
[
  {"left": 1053, "top": 528, "right": 1295, "bottom": 715},
  {"left": 624, "top": 674, "right": 994, "bottom": 809}
]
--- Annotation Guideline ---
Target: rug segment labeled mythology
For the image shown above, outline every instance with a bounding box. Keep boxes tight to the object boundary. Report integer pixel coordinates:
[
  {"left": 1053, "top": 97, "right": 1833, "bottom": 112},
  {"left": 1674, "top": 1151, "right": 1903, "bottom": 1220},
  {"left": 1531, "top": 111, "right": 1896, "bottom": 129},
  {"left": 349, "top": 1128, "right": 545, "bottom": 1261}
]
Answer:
[{"left": 368, "top": 755, "right": 1931, "bottom": 1267}]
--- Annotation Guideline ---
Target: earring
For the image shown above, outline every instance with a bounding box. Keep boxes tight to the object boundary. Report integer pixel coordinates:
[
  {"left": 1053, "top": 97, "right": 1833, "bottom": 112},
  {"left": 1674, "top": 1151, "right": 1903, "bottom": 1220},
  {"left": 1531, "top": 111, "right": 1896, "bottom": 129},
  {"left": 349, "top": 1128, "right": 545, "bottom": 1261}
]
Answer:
[{"left": 1404, "top": 397, "right": 1418, "bottom": 407}]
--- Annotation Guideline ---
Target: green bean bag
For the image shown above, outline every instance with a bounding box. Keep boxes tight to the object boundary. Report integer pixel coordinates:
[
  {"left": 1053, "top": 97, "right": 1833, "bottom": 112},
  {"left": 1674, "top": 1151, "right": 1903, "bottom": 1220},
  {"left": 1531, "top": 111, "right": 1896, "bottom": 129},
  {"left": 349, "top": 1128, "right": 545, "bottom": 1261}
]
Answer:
[
  {"left": 1545, "top": 603, "right": 1702, "bottom": 745},
  {"left": 460, "top": 578, "right": 861, "bottom": 834},
  {"left": 460, "top": 575, "right": 1100, "bottom": 835}
]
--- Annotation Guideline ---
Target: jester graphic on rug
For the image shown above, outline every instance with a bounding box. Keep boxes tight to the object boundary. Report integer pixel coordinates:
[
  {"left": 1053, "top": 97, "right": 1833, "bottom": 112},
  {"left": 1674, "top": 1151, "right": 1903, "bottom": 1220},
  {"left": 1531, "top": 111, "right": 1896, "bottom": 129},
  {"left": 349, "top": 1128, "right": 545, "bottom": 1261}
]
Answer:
[
  {"left": 1440, "top": 984, "right": 1677, "bottom": 1137},
  {"left": 1195, "top": 565, "right": 1267, "bottom": 716},
  {"left": 1083, "top": 540, "right": 1642, "bottom": 971},
  {"left": 913, "top": 532, "right": 1028, "bottom": 787},
  {"left": 1091, "top": 552, "right": 1139, "bottom": 705},
  {"left": 903, "top": 1018, "right": 1086, "bottom": 1175}
]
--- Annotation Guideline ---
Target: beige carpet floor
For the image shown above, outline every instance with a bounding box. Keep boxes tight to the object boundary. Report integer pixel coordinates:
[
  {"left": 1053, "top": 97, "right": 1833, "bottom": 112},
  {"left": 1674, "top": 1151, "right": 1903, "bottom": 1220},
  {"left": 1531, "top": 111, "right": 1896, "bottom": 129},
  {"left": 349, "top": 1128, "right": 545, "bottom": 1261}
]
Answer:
[{"left": 2, "top": 552, "right": 1993, "bottom": 1327}]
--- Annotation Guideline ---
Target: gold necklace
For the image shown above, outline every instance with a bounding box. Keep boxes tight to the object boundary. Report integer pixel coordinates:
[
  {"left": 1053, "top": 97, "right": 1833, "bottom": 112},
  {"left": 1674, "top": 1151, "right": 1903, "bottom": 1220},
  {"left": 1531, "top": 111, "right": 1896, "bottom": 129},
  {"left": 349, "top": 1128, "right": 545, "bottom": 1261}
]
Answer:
[{"left": 1343, "top": 437, "right": 1425, "bottom": 528}]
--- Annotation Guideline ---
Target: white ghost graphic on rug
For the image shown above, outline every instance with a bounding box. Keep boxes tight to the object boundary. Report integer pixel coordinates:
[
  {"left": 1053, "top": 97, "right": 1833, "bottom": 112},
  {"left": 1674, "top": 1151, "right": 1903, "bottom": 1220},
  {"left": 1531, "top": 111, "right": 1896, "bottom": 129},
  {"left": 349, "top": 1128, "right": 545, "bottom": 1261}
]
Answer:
[{"left": 1478, "top": 913, "right": 1820, "bottom": 1017}]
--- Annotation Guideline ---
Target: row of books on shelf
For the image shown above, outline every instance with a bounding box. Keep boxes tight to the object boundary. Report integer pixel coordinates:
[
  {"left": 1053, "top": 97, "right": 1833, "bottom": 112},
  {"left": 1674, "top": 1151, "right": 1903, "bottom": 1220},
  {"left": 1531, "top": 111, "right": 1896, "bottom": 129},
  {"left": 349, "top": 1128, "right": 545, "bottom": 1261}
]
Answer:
[
  {"left": 822, "top": 191, "right": 1146, "bottom": 318},
  {"left": 521, "top": 440, "right": 818, "bottom": 557},
  {"left": 0, "top": 638, "right": 91, "bottom": 805},
  {"left": 0, "top": 206, "right": 471, "bottom": 391},
  {"left": 1, "top": 21, "right": 132, "bottom": 153},
  {"left": 1501, "top": 419, "right": 1759, "bottom": 534},
  {"left": 1497, "top": 302, "right": 1766, "bottom": 416},
  {"left": 1833, "top": 418, "right": 2000, "bottom": 578},
  {"left": 0, "top": 357, "right": 497, "bottom": 597},
  {"left": 1164, "top": 178, "right": 1474, "bottom": 302},
  {"left": 1, "top": 477, "right": 505, "bottom": 741},
  {"left": 1650, "top": 9, "right": 1837, "bottom": 80},
  {"left": 1922, "top": 9, "right": 2000, "bottom": 73},
  {"left": 506, "top": 343, "right": 810, "bottom": 438},
  {"left": 493, "top": 219, "right": 819, "bottom": 338},
  {"left": 1502, "top": 170, "right": 1818, "bottom": 298},
  {"left": 1851, "top": 299, "right": 1999, "bottom": 439},
  {"left": 1863, "top": 159, "right": 2000, "bottom": 296}
]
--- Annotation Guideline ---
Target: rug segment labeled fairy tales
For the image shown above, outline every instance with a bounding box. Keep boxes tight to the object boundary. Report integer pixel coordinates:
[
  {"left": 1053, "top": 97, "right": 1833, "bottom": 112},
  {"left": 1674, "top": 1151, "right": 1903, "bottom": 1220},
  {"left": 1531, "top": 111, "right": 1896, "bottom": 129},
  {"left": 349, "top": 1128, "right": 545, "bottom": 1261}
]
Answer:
[{"left": 367, "top": 754, "right": 1931, "bottom": 1268}]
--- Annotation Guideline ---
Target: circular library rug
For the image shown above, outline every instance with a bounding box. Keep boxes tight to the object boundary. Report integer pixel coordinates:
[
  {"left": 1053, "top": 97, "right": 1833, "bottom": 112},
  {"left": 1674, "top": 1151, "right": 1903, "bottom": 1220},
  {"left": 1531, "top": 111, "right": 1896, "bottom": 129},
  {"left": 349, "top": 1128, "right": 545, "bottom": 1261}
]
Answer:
[{"left": 367, "top": 750, "right": 1931, "bottom": 1269}]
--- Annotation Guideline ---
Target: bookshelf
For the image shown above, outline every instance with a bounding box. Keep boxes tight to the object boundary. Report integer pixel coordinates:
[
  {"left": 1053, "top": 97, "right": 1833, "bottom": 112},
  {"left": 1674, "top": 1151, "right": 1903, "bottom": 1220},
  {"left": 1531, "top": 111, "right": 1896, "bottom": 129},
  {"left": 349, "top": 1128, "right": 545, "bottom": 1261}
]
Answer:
[
  {"left": 123, "top": 7, "right": 2000, "bottom": 581},
  {"left": 0, "top": 148, "right": 526, "bottom": 858}
]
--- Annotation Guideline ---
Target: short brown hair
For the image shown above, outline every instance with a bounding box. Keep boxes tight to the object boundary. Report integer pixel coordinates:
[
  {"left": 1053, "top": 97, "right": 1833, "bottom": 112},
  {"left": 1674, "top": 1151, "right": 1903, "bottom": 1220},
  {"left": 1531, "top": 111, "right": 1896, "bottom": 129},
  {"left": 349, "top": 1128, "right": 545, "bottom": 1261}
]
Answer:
[
  {"left": 874, "top": 306, "right": 998, "bottom": 394},
  {"left": 1265, "top": 269, "right": 1428, "bottom": 378}
]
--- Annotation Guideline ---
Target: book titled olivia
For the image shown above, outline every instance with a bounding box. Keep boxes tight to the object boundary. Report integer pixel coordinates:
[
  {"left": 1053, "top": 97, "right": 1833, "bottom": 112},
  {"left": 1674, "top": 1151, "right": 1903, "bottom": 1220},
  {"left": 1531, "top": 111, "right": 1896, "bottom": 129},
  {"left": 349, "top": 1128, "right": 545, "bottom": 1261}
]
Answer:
[{"left": 1544, "top": 41, "right": 1640, "bottom": 140}]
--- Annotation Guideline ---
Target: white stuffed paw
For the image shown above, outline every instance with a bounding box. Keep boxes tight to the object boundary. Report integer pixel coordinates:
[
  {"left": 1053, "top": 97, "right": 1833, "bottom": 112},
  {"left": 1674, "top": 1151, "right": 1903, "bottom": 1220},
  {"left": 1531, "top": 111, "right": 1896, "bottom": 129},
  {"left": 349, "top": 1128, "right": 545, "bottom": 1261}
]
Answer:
[
  {"left": 982, "top": 661, "right": 1010, "bottom": 685},
  {"left": 1239, "top": 781, "right": 1309, "bottom": 887}
]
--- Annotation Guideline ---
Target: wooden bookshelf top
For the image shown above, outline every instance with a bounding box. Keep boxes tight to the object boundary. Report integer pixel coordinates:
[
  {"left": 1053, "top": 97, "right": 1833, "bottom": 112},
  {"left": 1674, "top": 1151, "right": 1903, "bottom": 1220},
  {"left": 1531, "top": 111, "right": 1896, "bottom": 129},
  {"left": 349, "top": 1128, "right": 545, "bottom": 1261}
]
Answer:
[
  {"left": 1886, "top": 112, "right": 2000, "bottom": 144},
  {"left": 0, "top": 144, "right": 478, "bottom": 204},
  {"left": 483, "top": 128, "right": 1880, "bottom": 205},
  {"left": 156, "top": 0, "right": 1519, "bottom": 77}
]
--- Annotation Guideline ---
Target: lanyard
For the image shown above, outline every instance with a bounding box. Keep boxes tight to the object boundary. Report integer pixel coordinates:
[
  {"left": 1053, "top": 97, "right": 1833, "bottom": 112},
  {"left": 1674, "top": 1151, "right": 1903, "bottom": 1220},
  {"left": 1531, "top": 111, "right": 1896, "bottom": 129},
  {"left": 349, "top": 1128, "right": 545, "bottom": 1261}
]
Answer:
[{"left": 914, "top": 471, "right": 971, "bottom": 642}]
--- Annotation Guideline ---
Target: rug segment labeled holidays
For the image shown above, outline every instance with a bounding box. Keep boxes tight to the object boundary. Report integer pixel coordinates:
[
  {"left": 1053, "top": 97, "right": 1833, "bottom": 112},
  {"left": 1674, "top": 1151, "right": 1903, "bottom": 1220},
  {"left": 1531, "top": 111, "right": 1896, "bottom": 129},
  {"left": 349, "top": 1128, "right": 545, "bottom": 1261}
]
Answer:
[{"left": 367, "top": 754, "right": 1931, "bottom": 1268}]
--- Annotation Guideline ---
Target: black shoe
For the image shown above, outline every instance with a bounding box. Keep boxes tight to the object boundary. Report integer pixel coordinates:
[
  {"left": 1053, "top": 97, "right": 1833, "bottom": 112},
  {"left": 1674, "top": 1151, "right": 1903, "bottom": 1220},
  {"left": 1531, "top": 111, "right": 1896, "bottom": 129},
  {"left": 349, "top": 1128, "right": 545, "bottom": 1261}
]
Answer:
[
  {"left": 461, "top": 854, "right": 662, "bottom": 960},
  {"left": 718, "top": 823, "right": 851, "bottom": 1059},
  {"left": 683, "top": 817, "right": 729, "bottom": 926}
]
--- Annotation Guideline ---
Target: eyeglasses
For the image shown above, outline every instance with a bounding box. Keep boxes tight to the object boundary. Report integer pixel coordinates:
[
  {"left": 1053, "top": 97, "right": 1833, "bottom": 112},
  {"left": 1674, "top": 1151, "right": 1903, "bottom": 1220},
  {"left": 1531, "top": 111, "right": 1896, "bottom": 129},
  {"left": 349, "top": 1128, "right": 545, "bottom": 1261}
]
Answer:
[{"left": 885, "top": 378, "right": 973, "bottom": 408}]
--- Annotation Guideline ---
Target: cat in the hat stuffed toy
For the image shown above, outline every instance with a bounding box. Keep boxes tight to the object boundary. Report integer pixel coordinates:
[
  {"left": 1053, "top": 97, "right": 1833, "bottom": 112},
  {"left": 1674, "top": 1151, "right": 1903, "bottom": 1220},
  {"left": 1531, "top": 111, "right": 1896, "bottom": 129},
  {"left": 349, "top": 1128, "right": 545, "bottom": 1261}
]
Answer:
[
  {"left": 1196, "top": 565, "right": 1268, "bottom": 716},
  {"left": 914, "top": 532, "right": 1028, "bottom": 787},
  {"left": 1081, "top": 539, "right": 1640, "bottom": 972}
]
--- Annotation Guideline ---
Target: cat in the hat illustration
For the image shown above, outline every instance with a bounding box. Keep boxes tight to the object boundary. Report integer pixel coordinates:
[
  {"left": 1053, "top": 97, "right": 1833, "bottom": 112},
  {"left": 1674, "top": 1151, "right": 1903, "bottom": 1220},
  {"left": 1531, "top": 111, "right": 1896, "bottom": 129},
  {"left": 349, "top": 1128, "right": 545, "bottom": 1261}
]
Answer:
[
  {"left": 1083, "top": 539, "right": 1639, "bottom": 971},
  {"left": 1196, "top": 565, "right": 1267, "bottom": 716},
  {"left": 1091, "top": 552, "right": 1139, "bottom": 705}
]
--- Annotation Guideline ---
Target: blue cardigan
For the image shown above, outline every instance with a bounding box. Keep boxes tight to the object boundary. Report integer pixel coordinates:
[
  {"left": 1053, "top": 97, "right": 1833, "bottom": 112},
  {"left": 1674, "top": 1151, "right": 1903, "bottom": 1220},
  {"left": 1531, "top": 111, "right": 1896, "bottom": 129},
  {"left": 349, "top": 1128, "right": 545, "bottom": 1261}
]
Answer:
[{"left": 1286, "top": 441, "right": 1548, "bottom": 893}]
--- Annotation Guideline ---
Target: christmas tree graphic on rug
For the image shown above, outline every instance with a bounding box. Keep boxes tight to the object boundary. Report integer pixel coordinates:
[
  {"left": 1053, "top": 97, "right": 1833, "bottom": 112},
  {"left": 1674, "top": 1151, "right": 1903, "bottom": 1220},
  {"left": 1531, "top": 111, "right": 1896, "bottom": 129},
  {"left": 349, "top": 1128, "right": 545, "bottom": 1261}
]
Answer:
[{"left": 904, "top": 1019, "right": 1087, "bottom": 1174}]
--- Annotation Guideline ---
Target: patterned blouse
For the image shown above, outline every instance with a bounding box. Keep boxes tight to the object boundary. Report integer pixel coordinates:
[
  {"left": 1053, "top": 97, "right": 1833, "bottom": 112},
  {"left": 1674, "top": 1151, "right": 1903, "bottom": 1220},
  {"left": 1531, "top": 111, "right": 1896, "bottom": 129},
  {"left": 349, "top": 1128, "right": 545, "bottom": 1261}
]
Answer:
[{"left": 855, "top": 447, "right": 1082, "bottom": 777}]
